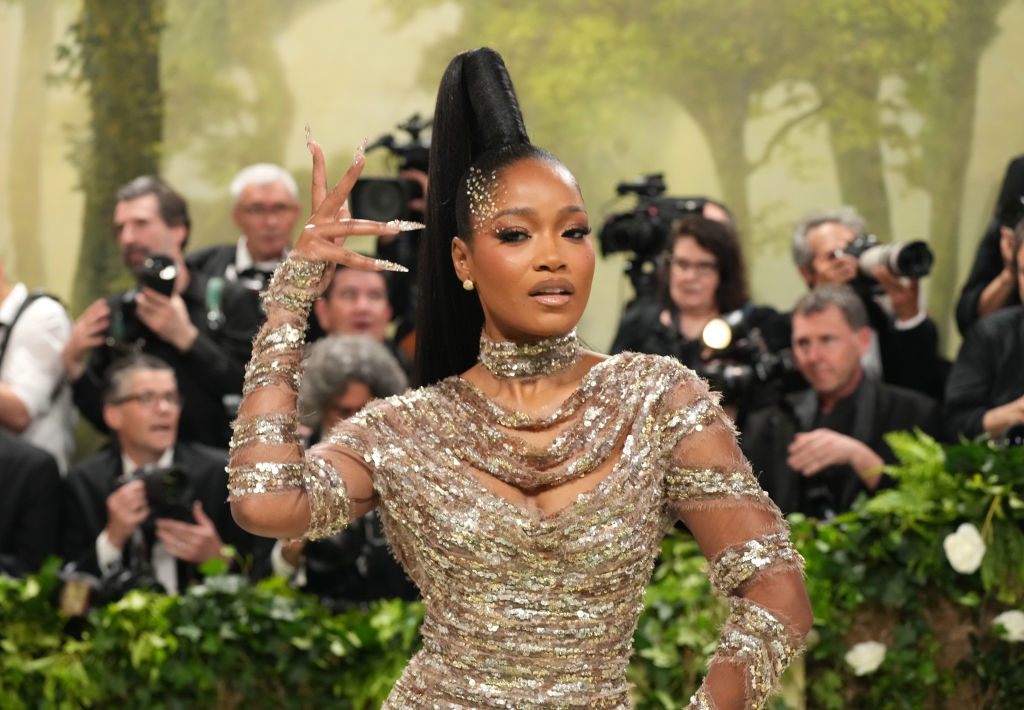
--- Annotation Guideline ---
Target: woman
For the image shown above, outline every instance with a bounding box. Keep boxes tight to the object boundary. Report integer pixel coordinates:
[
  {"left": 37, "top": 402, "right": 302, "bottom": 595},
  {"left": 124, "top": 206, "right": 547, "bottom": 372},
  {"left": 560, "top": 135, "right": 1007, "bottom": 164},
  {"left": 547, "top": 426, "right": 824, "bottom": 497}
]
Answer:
[
  {"left": 611, "top": 215, "right": 786, "bottom": 364},
  {"left": 229, "top": 47, "right": 810, "bottom": 709}
]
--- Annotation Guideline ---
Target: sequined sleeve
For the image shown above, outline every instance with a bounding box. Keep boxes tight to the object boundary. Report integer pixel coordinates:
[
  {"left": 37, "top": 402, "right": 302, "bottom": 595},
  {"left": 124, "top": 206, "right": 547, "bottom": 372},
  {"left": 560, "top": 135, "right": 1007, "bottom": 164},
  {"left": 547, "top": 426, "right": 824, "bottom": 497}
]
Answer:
[
  {"left": 226, "top": 254, "right": 374, "bottom": 540},
  {"left": 658, "top": 368, "right": 809, "bottom": 710}
]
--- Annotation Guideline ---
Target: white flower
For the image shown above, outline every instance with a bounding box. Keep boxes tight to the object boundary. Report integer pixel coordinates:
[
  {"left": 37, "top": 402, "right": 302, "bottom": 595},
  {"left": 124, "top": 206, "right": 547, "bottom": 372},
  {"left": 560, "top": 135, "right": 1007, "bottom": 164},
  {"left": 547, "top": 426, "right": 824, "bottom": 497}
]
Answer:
[
  {"left": 992, "top": 610, "right": 1024, "bottom": 642},
  {"left": 845, "top": 640, "right": 886, "bottom": 676},
  {"left": 942, "top": 522, "right": 986, "bottom": 574}
]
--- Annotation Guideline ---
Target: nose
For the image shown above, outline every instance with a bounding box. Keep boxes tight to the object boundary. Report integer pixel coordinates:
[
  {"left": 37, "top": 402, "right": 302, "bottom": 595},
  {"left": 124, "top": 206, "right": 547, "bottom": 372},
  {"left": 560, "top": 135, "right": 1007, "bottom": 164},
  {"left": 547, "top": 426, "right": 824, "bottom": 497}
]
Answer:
[{"left": 535, "top": 233, "right": 567, "bottom": 272}]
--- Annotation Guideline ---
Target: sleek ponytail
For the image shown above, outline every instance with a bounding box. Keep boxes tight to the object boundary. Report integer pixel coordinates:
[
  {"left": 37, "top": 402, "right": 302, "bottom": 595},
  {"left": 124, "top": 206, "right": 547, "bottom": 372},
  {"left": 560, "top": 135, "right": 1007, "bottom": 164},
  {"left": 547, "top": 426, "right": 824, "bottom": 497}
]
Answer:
[{"left": 414, "top": 48, "right": 539, "bottom": 386}]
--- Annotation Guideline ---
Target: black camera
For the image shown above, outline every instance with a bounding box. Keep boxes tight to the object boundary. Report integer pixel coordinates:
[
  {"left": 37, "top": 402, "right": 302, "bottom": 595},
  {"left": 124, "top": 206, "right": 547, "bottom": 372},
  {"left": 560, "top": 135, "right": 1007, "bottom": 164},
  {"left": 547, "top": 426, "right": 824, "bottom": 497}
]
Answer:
[
  {"left": 698, "top": 308, "right": 797, "bottom": 408},
  {"left": 349, "top": 113, "right": 431, "bottom": 223},
  {"left": 136, "top": 254, "right": 178, "bottom": 296},
  {"left": 599, "top": 174, "right": 709, "bottom": 302},
  {"left": 122, "top": 463, "right": 195, "bottom": 523},
  {"left": 836, "top": 233, "right": 933, "bottom": 281}
]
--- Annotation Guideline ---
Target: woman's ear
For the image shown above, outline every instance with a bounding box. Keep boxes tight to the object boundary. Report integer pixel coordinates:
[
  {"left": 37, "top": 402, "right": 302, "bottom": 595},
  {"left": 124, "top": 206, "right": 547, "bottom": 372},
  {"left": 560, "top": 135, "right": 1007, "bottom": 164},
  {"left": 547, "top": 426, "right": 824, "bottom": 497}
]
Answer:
[{"left": 451, "top": 237, "right": 471, "bottom": 282}]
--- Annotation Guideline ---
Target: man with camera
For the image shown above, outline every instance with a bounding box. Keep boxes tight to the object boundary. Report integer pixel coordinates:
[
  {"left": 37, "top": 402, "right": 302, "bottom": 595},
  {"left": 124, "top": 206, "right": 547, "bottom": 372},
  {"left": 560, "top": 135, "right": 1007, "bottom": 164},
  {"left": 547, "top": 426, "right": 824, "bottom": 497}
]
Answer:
[
  {"left": 791, "top": 207, "right": 947, "bottom": 400},
  {"left": 61, "top": 355, "right": 261, "bottom": 595},
  {"left": 943, "top": 214, "right": 1024, "bottom": 442},
  {"left": 62, "top": 176, "right": 261, "bottom": 447},
  {"left": 186, "top": 163, "right": 301, "bottom": 293},
  {"left": 741, "top": 285, "right": 938, "bottom": 519}
]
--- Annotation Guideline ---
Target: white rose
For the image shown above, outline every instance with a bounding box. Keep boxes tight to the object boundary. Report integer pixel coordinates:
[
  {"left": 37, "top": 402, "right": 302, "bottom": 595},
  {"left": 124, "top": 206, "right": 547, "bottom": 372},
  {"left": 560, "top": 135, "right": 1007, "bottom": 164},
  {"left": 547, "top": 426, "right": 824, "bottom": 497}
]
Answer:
[
  {"left": 845, "top": 640, "right": 886, "bottom": 676},
  {"left": 942, "top": 522, "right": 986, "bottom": 574},
  {"left": 992, "top": 610, "right": 1024, "bottom": 642}
]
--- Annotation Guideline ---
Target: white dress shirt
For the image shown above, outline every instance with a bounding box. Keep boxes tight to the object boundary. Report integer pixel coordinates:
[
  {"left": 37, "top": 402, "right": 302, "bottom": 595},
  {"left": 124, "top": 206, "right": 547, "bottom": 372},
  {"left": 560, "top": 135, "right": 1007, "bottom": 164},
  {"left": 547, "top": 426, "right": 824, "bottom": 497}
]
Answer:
[
  {"left": 0, "top": 283, "right": 74, "bottom": 472},
  {"left": 95, "top": 449, "right": 180, "bottom": 594}
]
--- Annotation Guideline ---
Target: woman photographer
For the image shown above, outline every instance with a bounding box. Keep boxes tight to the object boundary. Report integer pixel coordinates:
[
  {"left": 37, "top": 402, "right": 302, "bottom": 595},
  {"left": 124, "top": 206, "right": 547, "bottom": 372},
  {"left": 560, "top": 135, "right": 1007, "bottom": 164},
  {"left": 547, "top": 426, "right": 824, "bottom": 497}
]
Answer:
[
  {"left": 228, "top": 47, "right": 809, "bottom": 708},
  {"left": 611, "top": 215, "right": 790, "bottom": 417}
]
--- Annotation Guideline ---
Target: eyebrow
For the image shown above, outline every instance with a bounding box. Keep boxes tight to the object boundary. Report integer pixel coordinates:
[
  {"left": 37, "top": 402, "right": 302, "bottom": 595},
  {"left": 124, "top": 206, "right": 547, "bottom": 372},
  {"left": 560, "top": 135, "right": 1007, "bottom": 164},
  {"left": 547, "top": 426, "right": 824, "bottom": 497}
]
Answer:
[{"left": 492, "top": 205, "right": 587, "bottom": 219}]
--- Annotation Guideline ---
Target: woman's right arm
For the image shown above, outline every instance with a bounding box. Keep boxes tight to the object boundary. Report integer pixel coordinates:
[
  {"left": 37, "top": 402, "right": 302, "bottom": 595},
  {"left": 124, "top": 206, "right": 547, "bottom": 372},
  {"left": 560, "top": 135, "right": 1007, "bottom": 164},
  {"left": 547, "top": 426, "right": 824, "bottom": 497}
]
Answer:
[{"left": 228, "top": 137, "right": 412, "bottom": 540}]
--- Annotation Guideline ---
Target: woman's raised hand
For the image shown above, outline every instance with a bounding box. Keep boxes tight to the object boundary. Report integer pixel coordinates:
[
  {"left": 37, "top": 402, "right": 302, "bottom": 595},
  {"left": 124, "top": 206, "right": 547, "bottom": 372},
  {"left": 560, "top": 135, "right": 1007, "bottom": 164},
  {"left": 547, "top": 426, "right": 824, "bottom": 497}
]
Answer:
[{"left": 294, "top": 125, "right": 421, "bottom": 272}]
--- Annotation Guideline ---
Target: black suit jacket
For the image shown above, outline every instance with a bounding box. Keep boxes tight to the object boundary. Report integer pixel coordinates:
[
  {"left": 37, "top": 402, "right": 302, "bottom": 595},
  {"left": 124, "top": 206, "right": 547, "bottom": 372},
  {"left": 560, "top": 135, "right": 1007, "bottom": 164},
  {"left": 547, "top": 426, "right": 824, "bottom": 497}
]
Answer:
[
  {"left": 72, "top": 271, "right": 260, "bottom": 447},
  {"left": 60, "top": 441, "right": 269, "bottom": 588},
  {"left": 741, "top": 376, "right": 939, "bottom": 517},
  {"left": 955, "top": 156, "right": 1024, "bottom": 335},
  {"left": 0, "top": 431, "right": 61, "bottom": 576}
]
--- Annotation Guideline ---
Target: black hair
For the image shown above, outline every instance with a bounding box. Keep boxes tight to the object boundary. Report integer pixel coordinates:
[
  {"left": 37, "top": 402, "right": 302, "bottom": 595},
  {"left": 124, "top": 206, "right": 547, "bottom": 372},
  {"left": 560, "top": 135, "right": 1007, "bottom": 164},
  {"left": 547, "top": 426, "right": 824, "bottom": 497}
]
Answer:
[
  {"left": 320, "top": 256, "right": 392, "bottom": 303},
  {"left": 414, "top": 47, "right": 565, "bottom": 386},
  {"left": 114, "top": 175, "right": 192, "bottom": 247},
  {"left": 659, "top": 215, "right": 750, "bottom": 313},
  {"left": 102, "top": 353, "right": 176, "bottom": 406}
]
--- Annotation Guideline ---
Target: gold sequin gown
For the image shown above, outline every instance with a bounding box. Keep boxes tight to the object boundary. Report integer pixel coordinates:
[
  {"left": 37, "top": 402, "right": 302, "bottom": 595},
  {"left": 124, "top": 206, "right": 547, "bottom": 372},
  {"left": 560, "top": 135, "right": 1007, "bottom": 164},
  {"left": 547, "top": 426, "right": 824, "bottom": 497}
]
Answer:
[{"left": 228, "top": 256, "right": 804, "bottom": 710}]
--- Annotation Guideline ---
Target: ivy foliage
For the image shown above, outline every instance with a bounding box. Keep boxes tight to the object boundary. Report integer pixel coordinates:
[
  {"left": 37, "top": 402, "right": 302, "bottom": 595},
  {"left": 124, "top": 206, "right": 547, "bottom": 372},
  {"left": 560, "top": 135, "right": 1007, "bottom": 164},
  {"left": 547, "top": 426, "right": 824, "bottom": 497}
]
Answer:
[{"left": 2, "top": 432, "right": 1023, "bottom": 708}]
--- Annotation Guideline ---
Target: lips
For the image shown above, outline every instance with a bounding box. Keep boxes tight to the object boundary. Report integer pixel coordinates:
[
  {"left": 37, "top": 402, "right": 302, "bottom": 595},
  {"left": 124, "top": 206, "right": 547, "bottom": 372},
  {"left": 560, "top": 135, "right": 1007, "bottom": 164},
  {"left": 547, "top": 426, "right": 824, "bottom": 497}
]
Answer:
[{"left": 529, "top": 278, "right": 575, "bottom": 306}]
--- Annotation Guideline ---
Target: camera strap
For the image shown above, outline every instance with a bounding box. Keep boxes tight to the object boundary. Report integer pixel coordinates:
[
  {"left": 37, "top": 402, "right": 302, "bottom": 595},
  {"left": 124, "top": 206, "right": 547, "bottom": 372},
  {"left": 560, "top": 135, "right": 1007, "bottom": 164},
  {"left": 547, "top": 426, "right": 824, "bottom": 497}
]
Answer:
[
  {"left": 204, "top": 276, "right": 225, "bottom": 331},
  {"left": 0, "top": 289, "right": 60, "bottom": 369}
]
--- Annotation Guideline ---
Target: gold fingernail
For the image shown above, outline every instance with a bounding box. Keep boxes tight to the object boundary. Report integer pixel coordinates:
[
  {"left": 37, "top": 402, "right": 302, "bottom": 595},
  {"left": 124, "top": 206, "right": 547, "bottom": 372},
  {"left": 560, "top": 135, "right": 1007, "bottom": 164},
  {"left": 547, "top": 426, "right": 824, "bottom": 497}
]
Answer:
[
  {"left": 385, "top": 220, "right": 426, "bottom": 231},
  {"left": 375, "top": 259, "right": 409, "bottom": 273},
  {"left": 353, "top": 137, "right": 368, "bottom": 164}
]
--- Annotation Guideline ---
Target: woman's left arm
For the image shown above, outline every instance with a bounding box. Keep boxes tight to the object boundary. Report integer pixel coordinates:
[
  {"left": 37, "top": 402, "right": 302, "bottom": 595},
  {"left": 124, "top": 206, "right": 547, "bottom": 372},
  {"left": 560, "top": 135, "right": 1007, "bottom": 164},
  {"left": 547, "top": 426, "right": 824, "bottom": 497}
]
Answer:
[{"left": 662, "top": 374, "right": 812, "bottom": 710}]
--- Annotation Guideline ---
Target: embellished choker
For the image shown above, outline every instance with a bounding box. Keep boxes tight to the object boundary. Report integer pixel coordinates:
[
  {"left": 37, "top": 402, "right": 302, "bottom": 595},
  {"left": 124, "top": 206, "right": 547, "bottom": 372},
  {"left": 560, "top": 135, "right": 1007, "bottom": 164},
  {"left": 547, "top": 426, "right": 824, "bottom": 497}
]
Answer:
[{"left": 478, "top": 329, "right": 583, "bottom": 379}]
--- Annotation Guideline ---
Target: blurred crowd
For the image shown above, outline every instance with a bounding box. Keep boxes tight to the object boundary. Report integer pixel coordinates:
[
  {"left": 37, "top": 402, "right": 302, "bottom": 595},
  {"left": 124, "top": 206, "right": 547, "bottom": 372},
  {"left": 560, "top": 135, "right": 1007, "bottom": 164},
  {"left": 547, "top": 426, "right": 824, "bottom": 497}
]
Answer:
[{"left": 2, "top": 149, "right": 1023, "bottom": 610}]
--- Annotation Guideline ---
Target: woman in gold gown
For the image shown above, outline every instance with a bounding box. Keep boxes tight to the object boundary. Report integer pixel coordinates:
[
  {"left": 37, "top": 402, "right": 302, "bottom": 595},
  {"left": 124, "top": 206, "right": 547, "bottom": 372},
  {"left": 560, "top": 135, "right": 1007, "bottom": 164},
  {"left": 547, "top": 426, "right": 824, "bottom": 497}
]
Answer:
[{"left": 227, "top": 47, "right": 811, "bottom": 709}]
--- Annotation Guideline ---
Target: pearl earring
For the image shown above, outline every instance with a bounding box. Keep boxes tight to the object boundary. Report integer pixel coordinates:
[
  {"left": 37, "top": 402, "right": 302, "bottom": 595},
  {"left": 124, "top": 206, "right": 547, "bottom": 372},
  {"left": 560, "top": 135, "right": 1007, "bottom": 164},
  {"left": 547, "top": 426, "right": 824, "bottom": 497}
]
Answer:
[{"left": 462, "top": 278, "right": 475, "bottom": 291}]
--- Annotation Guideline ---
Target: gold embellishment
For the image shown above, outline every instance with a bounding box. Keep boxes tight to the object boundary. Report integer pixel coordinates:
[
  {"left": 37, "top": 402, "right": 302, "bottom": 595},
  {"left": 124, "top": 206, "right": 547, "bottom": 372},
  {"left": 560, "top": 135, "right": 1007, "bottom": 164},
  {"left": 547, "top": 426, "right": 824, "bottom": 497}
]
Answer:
[
  {"left": 303, "top": 453, "right": 351, "bottom": 539},
  {"left": 709, "top": 533, "right": 804, "bottom": 595},
  {"left": 262, "top": 254, "right": 329, "bottom": 315},
  {"left": 251, "top": 322, "right": 305, "bottom": 354},
  {"left": 466, "top": 166, "right": 499, "bottom": 224},
  {"left": 478, "top": 328, "right": 582, "bottom": 380},
  {"left": 230, "top": 413, "right": 301, "bottom": 451},
  {"left": 666, "top": 467, "right": 770, "bottom": 505},
  {"left": 687, "top": 687, "right": 717, "bottom": 710},
  {"left": 713, "top": 597, "right": 798, "bottom": 709},
  {"left": 226, "top": 462, "right": 306, "bottom": 498},
  {"left": 242, "top": 358, "right": 303, "bottom": 395}
]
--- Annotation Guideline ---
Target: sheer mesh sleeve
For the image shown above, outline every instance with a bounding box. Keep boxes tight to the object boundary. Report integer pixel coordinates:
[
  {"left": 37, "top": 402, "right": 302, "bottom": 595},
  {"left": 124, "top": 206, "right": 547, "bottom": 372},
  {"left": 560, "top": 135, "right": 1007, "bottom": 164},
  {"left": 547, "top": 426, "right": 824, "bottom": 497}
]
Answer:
[
  {"left": 659, "top": 369, "right": 809, "bottom": 710},
  {"left": 226, "top": 255, "right": 376, "bottom": 540}
]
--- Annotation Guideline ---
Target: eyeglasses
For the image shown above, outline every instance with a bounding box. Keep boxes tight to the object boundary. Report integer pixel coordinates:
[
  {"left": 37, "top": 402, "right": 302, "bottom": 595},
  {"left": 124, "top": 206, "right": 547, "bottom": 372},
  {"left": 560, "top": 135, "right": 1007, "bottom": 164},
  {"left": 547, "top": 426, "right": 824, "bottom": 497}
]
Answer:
[
  {"left": 111, "top": 391, "right": 182, "bottom": 408},
  {"left": 671, "top": 258, "right": 718, "bottom": 276},
  {"left": 238, "top": 203, "right": 297, "bottom": 217}
]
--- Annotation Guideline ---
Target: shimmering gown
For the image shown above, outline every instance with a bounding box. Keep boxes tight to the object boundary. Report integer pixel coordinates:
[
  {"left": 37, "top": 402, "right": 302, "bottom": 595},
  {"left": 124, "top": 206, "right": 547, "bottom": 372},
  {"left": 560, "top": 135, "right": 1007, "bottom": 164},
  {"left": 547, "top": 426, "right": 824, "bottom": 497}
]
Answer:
[{"left": 228, "top": 256, "right": 804, "bottom": 710}]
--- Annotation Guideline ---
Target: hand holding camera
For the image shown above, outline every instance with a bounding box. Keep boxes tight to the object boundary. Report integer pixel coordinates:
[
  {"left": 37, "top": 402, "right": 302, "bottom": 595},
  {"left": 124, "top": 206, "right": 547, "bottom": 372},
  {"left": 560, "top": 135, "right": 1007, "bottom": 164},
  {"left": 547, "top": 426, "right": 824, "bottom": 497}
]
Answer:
[{"left": 156, "top": 501, "right": 226, "bottom": 564}]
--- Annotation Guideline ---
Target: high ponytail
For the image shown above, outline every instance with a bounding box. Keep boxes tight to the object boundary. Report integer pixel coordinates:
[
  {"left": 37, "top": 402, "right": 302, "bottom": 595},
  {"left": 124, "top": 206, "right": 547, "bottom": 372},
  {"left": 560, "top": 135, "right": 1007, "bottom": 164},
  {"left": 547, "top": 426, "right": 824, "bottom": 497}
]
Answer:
[{"left": 414, "top": 48, "right": 537, "bottom": 386}]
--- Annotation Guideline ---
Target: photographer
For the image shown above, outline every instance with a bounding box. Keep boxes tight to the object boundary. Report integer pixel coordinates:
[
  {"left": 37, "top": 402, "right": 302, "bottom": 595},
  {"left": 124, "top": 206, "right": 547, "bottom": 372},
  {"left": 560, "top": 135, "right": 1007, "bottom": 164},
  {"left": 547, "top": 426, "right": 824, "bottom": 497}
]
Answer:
[
  {"left": 61, "top": 355, "right": 262, "bottom": 595},
  {"left": 742, "top": 285, "right": 939, "bottom": 519},
  {"left": 610, "top": 214, "right": 789, "bottom": 417},
  {"left": 791, "top": 207, "right": 948, "bottom": 401},
  {"left": 944, "top": 217, "right": 1024, "bottom": 441},
  {"left": 62, "top": 176, "right": 261, "bottom": 447},
  {"left": 954, "top": 155, "right": 1024, "bottom": 335},
  {"left": 0, "top": 431, "right": 60, "bottom": 577},
  {"left": 351, "top": 114, "right": 430, "bottom": 340},
  {"left": 186, "top": 163, "right": 302, "bottom": 292}
]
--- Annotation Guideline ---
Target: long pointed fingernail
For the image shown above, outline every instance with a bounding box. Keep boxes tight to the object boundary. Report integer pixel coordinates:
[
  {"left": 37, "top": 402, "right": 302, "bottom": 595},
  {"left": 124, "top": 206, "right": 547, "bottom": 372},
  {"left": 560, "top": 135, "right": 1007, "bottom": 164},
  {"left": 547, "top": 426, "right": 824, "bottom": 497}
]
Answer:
[
  {"left": 304, "top": 122, "right": 313, "bottom": 153},
  {"left": 385, "top": 220, "right": 426, "bottom": 231},
  {"left": 374, "top": 259, "right": 409, "bottom": 273},
  {"left": 353, "top": 137, "right": 368, "bottom": 165}
]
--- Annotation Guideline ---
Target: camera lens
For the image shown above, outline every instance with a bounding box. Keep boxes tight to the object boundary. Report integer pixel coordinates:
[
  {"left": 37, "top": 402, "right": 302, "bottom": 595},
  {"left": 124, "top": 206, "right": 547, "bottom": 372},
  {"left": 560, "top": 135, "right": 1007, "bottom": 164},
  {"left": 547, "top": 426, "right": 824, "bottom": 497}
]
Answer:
[
  {"left": 893, "top": 241, "right": 934, "bottom": 278},
  {"left": 350, "top": 178, "right": 419, "bottom": 222}
]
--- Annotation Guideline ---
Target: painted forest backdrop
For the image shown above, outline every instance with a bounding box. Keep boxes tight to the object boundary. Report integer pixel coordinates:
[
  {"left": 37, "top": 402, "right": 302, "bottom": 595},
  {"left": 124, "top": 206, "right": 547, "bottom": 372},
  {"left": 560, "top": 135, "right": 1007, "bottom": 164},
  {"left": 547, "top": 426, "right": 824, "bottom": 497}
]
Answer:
[{"left": 1, "top": 0, "right": 1023, "bottom": 353}]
